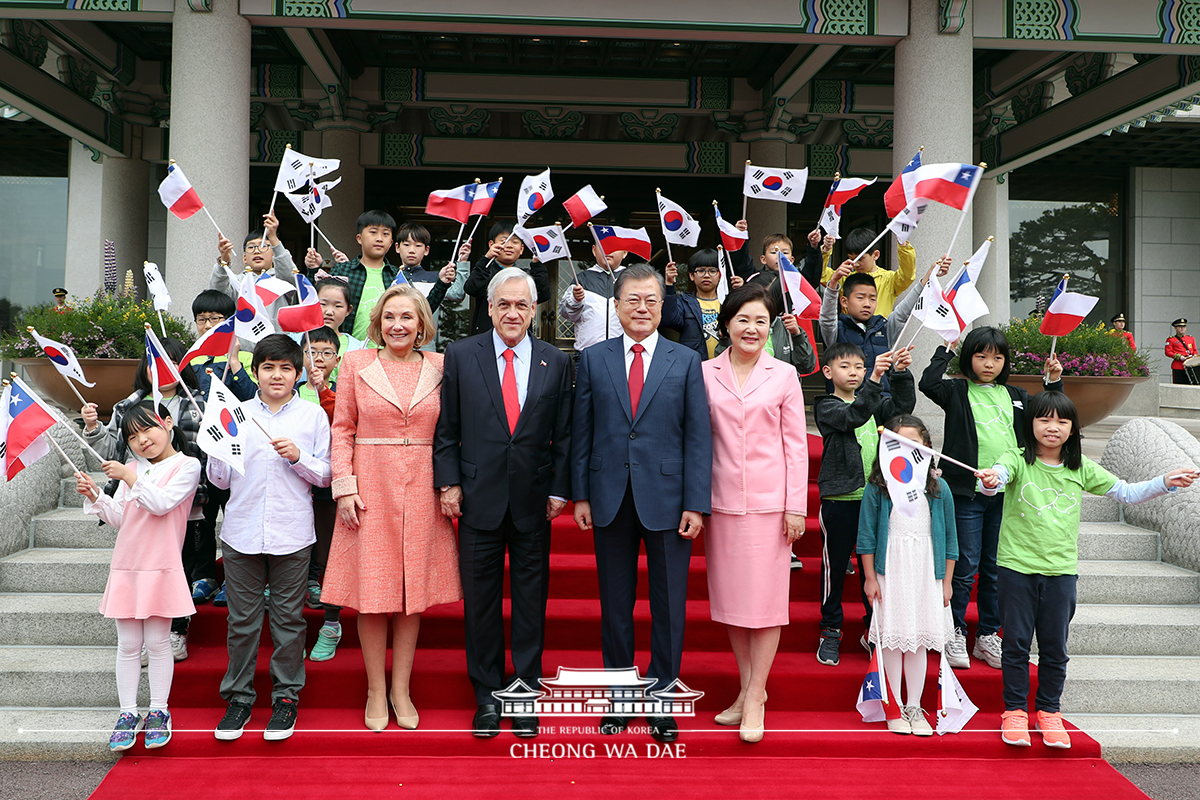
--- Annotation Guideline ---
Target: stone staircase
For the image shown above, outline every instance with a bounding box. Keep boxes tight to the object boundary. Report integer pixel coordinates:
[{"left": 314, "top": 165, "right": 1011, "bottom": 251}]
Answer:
[
  {"left": 1, "top": 480, "right": 1198, "bottom": 761},
  {"left": 1062, "top": 494, "right": 1200, "bottom": 762}
]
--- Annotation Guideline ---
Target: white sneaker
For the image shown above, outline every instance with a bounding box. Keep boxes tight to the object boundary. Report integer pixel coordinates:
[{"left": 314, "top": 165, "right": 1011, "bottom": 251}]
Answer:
[
  {"left": 905, "top": 705, "right": 934, "bottom": 736},
  {"left": 946, "top": 629, "right": 970, "bottom": 669},
  {"left": 973, "top": 633, "right": 1003, "bottom": 669},
  {"left": 887, "top": 714, "right": 912, "bottom": 735},
  {"left": 140, "top": 645, "right": 148, "bottom": 668},
  {"left": 170, "top": 632, "right": 188, "bottom": 662}
]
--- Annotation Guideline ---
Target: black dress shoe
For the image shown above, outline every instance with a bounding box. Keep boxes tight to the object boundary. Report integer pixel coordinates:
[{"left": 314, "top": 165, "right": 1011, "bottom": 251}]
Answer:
[
  {"left": 599, "top": 715, "right": 632, "bottom": 735},
  {"left": 512, "top": 716, "right": 539, "bottom": 738},
  {"left": 647, "top": 716, "right": 679, "bottom": 743},
  {"left": 472, "top": 704, "right": 501, "bottom": 738}
]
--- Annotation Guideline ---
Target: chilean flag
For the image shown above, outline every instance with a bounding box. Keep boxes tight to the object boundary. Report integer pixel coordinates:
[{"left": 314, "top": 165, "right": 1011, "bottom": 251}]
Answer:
[
  {"left": 425, "top": 183, "right": 478, "bottom": 224},
  {"left": 883, "top": 150, "right": 922, "bottom": 217},
  {"left": 1, "top": 377, "right": 57, "bottom": 481},
  {"left": 276, "top": 274, "right": 325, "bottom": 333},
  {"left": 562, "top": 185, "right": 607, "bottom": 228},
  {"left": 779, "top": 251, "right": 820, "bottom": 319},
  {"left": 820, "top": 176, "right": 876, "bottom": 239},
  {"left": 181, "top": 316, "right": 237, "bottom": 366},
  {"left": 254, "top": 273, "right": 295, "bottom": 308},
  {"left": 470, "top": 180, "right": 502, "bottom": 217},
  {"left": 145, "top": 325, "right": 186, "bottom": 409},
  {"left": 390, "top": 270, "right": 409, "bottom": 287},
  {"left": 943, "top": 239, "right": 991, "bottom": 330},
  {"left": 27, "top": 328, "right": 95, "bottom": 387},
  {"left": 713, "top": 203, "right": 748, "bottom": 252},
  {"left": 157, "top": 163, "right": 205, "bottom": 220},
  {"left": 235, "top": 278, "right": 274, "bottom": 343},
  {"left": 1040, "top": 276, "right": 1099, "bottom": 336},
  {"left": 886, "top": 161, "right": 981, "bottom": 218},
  {"left": 856, "top": 644, "right": 900, "bottom": 723},
  {"left": 594, "top": 224, "right": 652, "bottom": 261}
]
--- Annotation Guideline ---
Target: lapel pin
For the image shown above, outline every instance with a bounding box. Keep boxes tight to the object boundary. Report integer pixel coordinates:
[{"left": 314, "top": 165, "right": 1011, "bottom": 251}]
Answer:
[{"left": 540, "top": 360, "right": 547, "bottom": 367}]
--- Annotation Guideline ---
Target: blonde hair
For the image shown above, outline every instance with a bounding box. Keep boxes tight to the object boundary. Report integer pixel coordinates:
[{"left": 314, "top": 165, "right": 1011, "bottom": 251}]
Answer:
[{"left": 367, "top": 284, "right": 437, "bottom": 349}]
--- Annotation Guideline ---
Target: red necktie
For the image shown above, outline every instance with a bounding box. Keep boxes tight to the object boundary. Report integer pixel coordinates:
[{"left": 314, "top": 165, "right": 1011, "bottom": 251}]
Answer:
[
  {"left": 502, "top": 349, "right": 520, "bottom": 434},
  {"left": 629, "top": 343, "right": 645, "bottom": 419}
]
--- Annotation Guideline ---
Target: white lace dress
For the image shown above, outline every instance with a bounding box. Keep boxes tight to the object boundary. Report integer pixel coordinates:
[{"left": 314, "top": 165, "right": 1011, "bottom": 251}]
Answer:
[{"left": 868, "top": 498, "right": 954, "bottom": 653}]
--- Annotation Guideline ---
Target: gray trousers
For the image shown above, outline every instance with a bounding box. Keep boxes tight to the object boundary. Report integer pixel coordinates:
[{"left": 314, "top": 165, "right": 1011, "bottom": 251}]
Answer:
[{"left": 219, "top": 542, "right": 312, "bottom": 706}]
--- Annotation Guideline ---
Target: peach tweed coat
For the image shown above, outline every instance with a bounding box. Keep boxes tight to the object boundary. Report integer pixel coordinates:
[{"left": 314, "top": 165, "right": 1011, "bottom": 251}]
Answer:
[{"left": 322, "top": 349, "right": 463, "bottom": 614}]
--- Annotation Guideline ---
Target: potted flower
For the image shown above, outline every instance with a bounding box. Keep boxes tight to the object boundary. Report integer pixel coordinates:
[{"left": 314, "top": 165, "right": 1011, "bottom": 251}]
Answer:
[
  {"left": 950, "top": 317, "right": 1152, "bottom": 428},
  {"left": 0, "top": 279, "right": 192, "bottom": 419}
]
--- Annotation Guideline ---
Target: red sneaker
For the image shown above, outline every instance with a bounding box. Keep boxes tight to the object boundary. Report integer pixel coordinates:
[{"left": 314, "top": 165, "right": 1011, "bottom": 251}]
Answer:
[
  {"left": 1035, "top": 710, "right": 1072, "bottom": 749},
  {"left": 1001, "top": 710, "right": 1031, "bottom": 747}
]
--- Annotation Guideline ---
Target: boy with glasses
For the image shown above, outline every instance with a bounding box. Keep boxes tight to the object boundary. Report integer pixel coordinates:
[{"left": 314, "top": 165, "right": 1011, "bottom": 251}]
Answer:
[
  {"left": 211, "top": 210, "right": 299, "bottom": 331},
  {"left": 661, "top": 249, "right": 745, "bottom": 361}
]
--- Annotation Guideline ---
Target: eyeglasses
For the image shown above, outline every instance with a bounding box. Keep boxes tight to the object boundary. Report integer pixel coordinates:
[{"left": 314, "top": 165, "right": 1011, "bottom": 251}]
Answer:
[
  {"left": 195, "top": 315, "right": 225, "bottom": 325},
  {"left": 310, "top": 349, "right": 339, "bottom": 360},
  {"left": 620, "top": 297, "right": 660, "bottom": 310},
  {"left": 692, "top": 268, "right": 720, "bottom": 276},
  {"left": 245, "top": 243, "right": 272, "bottom": 253}
]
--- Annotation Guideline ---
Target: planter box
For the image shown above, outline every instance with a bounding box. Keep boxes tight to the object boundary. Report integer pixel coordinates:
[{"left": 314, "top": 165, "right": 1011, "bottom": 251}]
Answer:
[
  {"left": 16, "top": 358, "right": 140, "bottom": 422},
  {"left": 1006, "top": 374, "right": 1151, "bottom": 429}
]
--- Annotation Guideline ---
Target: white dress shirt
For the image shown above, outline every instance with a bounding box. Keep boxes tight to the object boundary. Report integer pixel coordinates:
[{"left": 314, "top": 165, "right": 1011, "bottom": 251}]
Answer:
[
  {"left": 622, "top": 330, "right": 659, "bottom": 381},
  {"left": 207, "top": 391, "right": 332, "bottom": 556},
  {"left": 492, "top": 329, "right": 533, "bottom": 409}
]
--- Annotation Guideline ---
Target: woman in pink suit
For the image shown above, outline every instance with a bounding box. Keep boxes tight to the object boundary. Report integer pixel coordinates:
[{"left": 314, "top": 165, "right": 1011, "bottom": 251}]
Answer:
[
  {"left": 702, "top": 282, "right": 808, "bottom": 744},
  {"left": 324, "top": 284, "right": 463, "bottom": 732}
]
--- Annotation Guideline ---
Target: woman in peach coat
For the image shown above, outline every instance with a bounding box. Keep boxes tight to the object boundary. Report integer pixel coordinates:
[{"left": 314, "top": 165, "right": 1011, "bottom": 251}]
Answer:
[
  {"left": 701, "top": 283, "right": 808, "bottom": 744},
  {"left": 323, "top": 284, "right": 463, "bottom": 732}
]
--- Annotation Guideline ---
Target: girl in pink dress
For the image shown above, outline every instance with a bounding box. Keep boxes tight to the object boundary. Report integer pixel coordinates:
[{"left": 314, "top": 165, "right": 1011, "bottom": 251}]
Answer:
[{"left": 77, "top": 401, "right": 200, "bottom": 752}]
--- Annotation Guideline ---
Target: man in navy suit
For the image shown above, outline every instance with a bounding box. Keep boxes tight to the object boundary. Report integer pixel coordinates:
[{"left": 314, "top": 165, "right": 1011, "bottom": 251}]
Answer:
[
  {"left": 571, "top": 262, "right": 712, "bottom": 744},
  {"left": 435, "top": 267, "right": 573, "bottom": 740}
]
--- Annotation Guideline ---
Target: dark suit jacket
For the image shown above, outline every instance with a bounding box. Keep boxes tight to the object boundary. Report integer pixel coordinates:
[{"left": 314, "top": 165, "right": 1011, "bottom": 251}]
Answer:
[
  {"left": 571, "top": 335, "right": 712, "bottom": 531},
  {"left": 434, "top": 331, "right": 573, "bottom": 534},
  {"left": 659, "top": 287, "right": 707, "bottom": 360}
]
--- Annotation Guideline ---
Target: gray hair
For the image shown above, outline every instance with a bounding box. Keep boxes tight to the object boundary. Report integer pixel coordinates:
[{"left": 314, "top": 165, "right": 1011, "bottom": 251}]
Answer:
[
  {"left": 487, "top": 266, "right": 538, "bottom": 305},
  {"left": 613, "top": 262, "right": 664, "bottom": 299}
]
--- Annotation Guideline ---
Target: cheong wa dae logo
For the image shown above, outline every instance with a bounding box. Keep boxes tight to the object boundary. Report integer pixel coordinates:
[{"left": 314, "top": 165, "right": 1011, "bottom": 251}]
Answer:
[{"left": 492, "top": 667, "right": 703, "bottom": 718}]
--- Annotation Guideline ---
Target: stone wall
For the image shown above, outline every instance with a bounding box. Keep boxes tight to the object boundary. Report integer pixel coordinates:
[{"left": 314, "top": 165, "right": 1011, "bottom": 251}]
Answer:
[
  {"left": 1101, "top": 417, "right": 1200, "bottom": 572},
  {"left": 0, "top": 425, "right": 93, "bottom": 558}
]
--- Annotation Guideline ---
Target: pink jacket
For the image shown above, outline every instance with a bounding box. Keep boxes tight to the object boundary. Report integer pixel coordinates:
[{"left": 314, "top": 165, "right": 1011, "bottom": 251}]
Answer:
[{"left": 702, "top": 349, "right": 809, "bottom": 516}]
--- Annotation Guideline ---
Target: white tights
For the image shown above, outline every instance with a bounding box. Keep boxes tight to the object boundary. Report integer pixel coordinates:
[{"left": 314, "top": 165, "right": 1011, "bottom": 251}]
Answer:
[
  {"left": 881, "top": 647, "right": 928, "bottom": 708},
  {"left": 114, "top": 617, "right": 173, "bottom": 715}
]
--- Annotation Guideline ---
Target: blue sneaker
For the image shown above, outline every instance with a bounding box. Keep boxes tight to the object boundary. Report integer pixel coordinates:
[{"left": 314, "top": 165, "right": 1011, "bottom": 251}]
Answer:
[
  {"left": 143, "top": 709, "right": 171, "bottom": 749},
  {"left": 309, "top": 622, "right": 341, "bottom": 662},
  {"left": 191, "top": 578, "right": 219, "bottom": 604},
  {"left": 109, "top": 712, "right": 143, "bottom": 752},
  {"left": 212, "top": 583, "right": 227, "bottom": 607}
]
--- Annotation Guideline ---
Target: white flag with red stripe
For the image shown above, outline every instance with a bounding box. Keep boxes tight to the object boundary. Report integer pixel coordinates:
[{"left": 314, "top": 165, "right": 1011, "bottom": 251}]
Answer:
[
  {"left": 562, "top": 185, "right": 607, "bottom": 228},
  {"left": 157, "top": 163, "right": 204, "bottom": 220},
  {"left": 713, "top": 203, "right": 748, "bottom": 252}
]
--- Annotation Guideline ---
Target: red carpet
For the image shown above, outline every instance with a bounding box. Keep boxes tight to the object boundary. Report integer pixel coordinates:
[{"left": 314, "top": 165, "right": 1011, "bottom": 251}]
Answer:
[{"left": 89, "top": 435, "right": 1149, "bottom": 799}]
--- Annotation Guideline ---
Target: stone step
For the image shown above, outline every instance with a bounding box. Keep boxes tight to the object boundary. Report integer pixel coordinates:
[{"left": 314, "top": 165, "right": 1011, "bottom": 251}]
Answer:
[
  {"left": 1082, "top": 493, "right": 1120, "bottom": 522},
  {"left": 0, "top": 549, "right": 111, "bottom": 594},
  {"left": 0, "top": 708, "right": 119, "bottom": 761},
  {"left": 1065, "top": 713, "right": 1200, "bottom": 763},
  {"left": 1077, "top": 561, "right": 1199, "bottom": 605},
  {"left": 1068, "top": 605, "right": 1200, "bottom": 656},
  {"left": 1077, "top": 522, "right": 1160, "bottom": 561},
  {"left": 30, "top": 510, "right": 115, "bottom": 550},
  {"left": 0, "top": 646, "right": 146, "bottom": 709},
  {"left": 1061, "top": 656, "right": 1200, "bottom": 715},
  {"left": 0, "top": 594, "right": 114, "bottom": 646}
]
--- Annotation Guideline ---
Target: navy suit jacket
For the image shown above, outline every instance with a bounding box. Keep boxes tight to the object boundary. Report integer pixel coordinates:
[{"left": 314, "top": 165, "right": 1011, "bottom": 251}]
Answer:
[
  {"left": 659, "top": 288, "right": 707, "bottom": 360},
  {"left": 571, "top": 335, "right": 712, "bottom": 531}
]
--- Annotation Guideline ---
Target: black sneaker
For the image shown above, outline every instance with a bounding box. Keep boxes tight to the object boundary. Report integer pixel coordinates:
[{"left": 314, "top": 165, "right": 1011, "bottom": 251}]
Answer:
[
  {"left": 264, "top": 697, "right": 298, "bottom": 741},
  {"left": 790, "top": 552, "right": 803, "bottom": 570},
  {"left": 215, "top": 702, "right": 252, "bottom": 741},
  {"left": 816, "top": 628, "right": 842, "bottom": 666}
]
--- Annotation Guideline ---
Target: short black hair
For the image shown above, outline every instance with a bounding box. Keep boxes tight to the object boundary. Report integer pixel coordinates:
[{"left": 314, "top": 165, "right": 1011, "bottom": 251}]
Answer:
[
  {"left": 717, "top": 282, "right": 777, "bottom": 339},
  {"left": 613, "top": 262, "right": 665, "bottom": 300},
  {"left": 824, "top": 341, "right": 865, "bottom": 364},
  {"left": 252, "top": 333, "right": 304, "bottom": 373},
  {"left": 868, "top": 414, "right": 941, "bottom": 498},
  {"left": 307, "top": 325, "right": 340, "bottom": 348},
  {"left": 842, "top": 272, "right": 876, "bottom": 296},
  {"left": 357, "top": 210, "right": 397, "bottom": 235},
  {"left": 314, "top": 278, "right": 352, "bottom": 308},
  {"left": 120, "top": 399, "right": 189, "bottom": 457},
  {"left": 687, "top": 249, "right": 719, "bottom": 274},
  {"left": 192, "top": 289, "right": 235, "bottom": 319},
  {"left": 1021, "top": 390, "right": 1083, "bottom": 470},
  {"left": 959, "top": 326, "right": 1012, "bottom": 384},
  {"left": 844, "top": 228, "right": 878, "bottom": 257},
  {"left": 243, "top": 230, "right": 268, "bottom": 248},
  {"left": 395, "top": 223, "right": 431, "bottom": 246},
  {"left": 488, "top": 220, "right": 516, "bottom": 240},
  {"left": 133, "top": 337, "right": 199, "bottom": 395}
]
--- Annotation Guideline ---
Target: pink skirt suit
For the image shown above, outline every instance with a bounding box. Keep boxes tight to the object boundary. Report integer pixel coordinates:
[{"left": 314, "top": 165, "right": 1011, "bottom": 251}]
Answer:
[
  {"left": 702, "top": 350, "right": 809, "bottom": 628},
  {"left": 322, "top": 349, "right": 463, "bottom": 614}
]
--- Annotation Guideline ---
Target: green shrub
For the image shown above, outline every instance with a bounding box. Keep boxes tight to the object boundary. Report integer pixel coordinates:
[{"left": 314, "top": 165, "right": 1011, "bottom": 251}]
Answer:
[
  {"left": 0, "top": 292, "right": 192, "bottom": 360},
  {"left": 947, "top": 317, "right": 1151, "bottom": 378}
]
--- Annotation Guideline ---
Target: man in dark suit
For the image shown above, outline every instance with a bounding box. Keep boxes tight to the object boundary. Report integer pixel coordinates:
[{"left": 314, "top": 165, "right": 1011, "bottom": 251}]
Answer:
[
  {"left": 571, "top": 262, "right": 712, "bottom": 744},
  {"left": 434, "top": 266, "right": 573, "bottom": 740}
]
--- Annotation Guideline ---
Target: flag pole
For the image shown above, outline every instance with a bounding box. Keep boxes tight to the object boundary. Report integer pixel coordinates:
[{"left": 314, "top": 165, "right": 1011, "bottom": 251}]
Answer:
[
  {"left": 143, "top": 324, "right": 203, "bottom": 418},
  {"left": 313, "top": 223, "right": 338, "bottom": 255},
  {"left": 220, "top": 339, "right": 237, "bottom": 382},
  {"left": 943, "top": 161, "right": 987, "bottom": 258},
  {"left": 26, "top": 327, "right": 89, "bottom": 409},
  {"left": 447, "top": 178, "right": 478, "bottom": 263},
  {"left": 742, "top": 160, "right": 751, "bottom": 219},
  {"left": 303, "top": 331, "right": 317, "bottom": 389},
  {"left": 851, "top": 227, "right": 889, "bottom": 265},
  {"left": 878, "top": 425, "right": 977, "bottom": 473},
  {"left": 819, "top": 172, "right": 840, "bottom": 234},
  {"left": 261, "top": 143, "right": 291, "bottom": 249},
  {"left": 655, "top": 189, "right": 674, "bottom": 264},
  {"left": 775, "top": 248, "right": 792, "bottom": 317},
  {"left": 250, "top": 416, "right": 272, "bottom": 440},
  {"left": 11, "top": 374, "right": 107, "bottom": 463},
  {"left": 156, "top": 310, "right": 167, "bottom": 338},
  {"left": 1048, "top": 273, "right": 1068, "bottom": 363},
  {"left": 42, "top": 431, "right": 82, "bottom": 477}
]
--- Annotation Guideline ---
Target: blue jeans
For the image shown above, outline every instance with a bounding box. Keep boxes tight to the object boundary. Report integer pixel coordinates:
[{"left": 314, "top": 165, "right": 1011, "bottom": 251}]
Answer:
[
  {"left": 950, "top": 492, "right": 1002, "bottom": 636},
  {"left": 998, "top": 568, "right": 1077, "bottom": 712}
]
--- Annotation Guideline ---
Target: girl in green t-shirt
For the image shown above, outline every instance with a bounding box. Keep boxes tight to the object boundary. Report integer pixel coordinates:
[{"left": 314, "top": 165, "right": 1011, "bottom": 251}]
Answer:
[{"left": 977, "top": 391, "right": 1195, "bottom": 750}]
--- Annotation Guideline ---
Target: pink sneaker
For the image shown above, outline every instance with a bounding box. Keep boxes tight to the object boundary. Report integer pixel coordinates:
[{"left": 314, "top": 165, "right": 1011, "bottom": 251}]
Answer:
[
  {"left": 1035, "top": 710, "right": 1072, "bottom": 749},
  {"left": 1001, "top": 710, "right": 1031, "bottom": 747}
]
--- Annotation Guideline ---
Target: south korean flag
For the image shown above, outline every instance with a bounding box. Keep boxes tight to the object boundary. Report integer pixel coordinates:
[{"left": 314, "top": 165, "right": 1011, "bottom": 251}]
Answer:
[
  {"left": 742, "top": 164, "right": 808, "bottom": 204},
  {"left": 273, "top": 148, "right": 340, "bottom": 193},
  {"left": 911, "top": 272, "right": 964, "bottom": 343},
  {"left": 886, "top": 198, "right": 930, "bottom": 246},
  {"left": 878, "top": 427, "right": 933, "bottom": 518},
  {"left": 197, "top": 378, "right": 249, "bottom": 475},
  {"left": 513, "top": 223, "right": 568, "bottom": 262}
]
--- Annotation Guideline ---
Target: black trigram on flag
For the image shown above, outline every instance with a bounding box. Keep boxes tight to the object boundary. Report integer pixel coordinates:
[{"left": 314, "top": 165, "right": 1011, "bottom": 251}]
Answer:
[
  {"left": 749, "top": 185, "right": 763, "bottom": 195},
  {"left": 284, "top": 177, "right": 301, "bottom": 190},
  {"left": 906, "top": 489, "right": 920, "bottom": 503},
  {"left": 780, "top": 186, "right": 793, "bottom": 196},
  {"left": 898, "top": 223, "right": 912, "bottom": 233},
  {"left": 884, "top": 438, "right": 901, "bottom": 452},
  {"left": 934, "top": 305, "right": 951, "bottom": 319},
  {"left": 289, "top": 158, "right": 304, "bottom": 172},
  {"left": 657, "top": 200, "right": 666, "bottom": 212},
  {"left": 752, "top": 169, "right": 765, "bottom": 180},
  {"left": 911, "top": 448, "right": 926, "bottom": 464},
  {"left": 680, "top": 227, "right": 693, "bottom": 238},
  {"left": 914, "top": 296, "right": 925, "bottom": 311},
  {"left": 251, "top": 321, "right": 267, "bottom": 336},
  {"left": 538, "top": 181, "right": 548, "bottom": 190},
  {"left": 205, "top": 424, "right": 226, "bottom": 442},
  {"left": 230, "top": 443, "right": 242, "bottom": 457},
  {"left": 231, "top": 407, "right": 246, "bottom": 424},
  {"left": 782, "top": 171, "right": 796, "bottom": 180}
]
